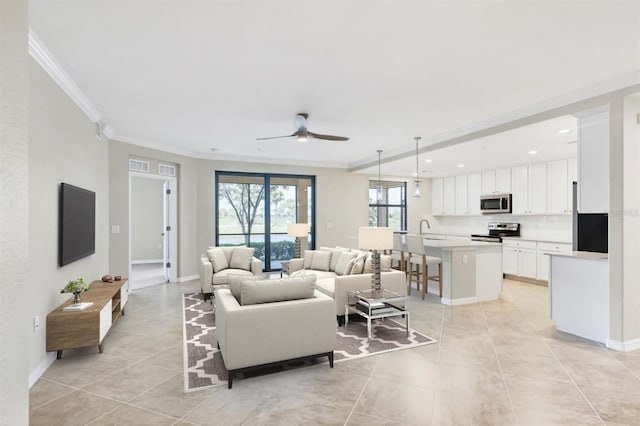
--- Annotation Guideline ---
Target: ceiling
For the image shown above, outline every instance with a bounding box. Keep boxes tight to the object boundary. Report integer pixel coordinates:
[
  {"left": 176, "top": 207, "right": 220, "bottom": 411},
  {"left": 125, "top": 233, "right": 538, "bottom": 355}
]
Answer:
[{"left": 29, "top": 1, "right": 639, "bottom": 175}]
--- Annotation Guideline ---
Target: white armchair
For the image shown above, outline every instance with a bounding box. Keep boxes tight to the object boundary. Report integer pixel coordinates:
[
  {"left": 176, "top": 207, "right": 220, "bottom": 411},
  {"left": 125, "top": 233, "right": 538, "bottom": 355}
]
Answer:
[{"left": 200, "top": 246, "right": 263, "bottom": 294}]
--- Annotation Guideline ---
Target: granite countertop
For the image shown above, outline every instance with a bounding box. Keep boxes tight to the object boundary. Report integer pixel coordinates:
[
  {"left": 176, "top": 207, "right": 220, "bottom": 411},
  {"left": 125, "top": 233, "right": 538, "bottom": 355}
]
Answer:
[{"left": 546, "top": 251, "right": 608, "bottom": 260}]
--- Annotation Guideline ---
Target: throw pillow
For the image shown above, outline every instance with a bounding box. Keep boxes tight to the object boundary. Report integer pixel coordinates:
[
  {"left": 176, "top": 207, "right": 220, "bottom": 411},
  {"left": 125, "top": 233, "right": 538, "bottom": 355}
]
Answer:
[
  {"left": 343, "top": 256, "right": 358, "bottom": 275},
  {"left": 240, "top": 275, "right": 316, "bottom": 305},
  {"left": 310, "top": 250, "right": 331, "bottom": 271},
  {"left": 329, "top": 248, "right": 346, "bottom": 272},
  {"left": 334, "top": 251, "right": 357, "bottom": 276},
  {"left": 228, "top": 274, "right": 262, "bottom": 302},
  {"left": 289, "top": 269, "right": 307, "bottom": 278},
  {"left": 350, "top": 253, "right": 368, "bottom": 275},
  {"left": 207, "top": 248, "right": 229, "bottom": 273},
  {"left": 229, "top": 246, "right": 255, "bottom": 270},
  {"left": 380, "top": 255, "right": 392, "bottom": 272},
  {"left": 303, "top": 250, "right": 315, "bottom": 269},
  {"left": 363, "top": 253, "right": 373, "bottom": 274}
]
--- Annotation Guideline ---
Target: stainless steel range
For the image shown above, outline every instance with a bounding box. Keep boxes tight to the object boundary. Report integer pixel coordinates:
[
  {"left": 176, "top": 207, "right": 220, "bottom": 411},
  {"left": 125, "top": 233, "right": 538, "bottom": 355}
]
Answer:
[{"left": 471, "top": 222, "right": 520, "bottom": 243}]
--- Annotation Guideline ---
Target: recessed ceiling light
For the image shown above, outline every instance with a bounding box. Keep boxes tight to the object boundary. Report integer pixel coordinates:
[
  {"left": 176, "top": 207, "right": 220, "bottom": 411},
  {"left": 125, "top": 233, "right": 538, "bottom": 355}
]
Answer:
[
  {"left": 210, "top": 148, "right": 218, "bottom": 152},
  {"left": 529, "top": 150, "right": 538, "bottom": 155},
  {"left": 558, "top": 129, "right": 571, "bottom": 134},
  {"left": 457, "top": 164, "right": 465, "bottom": 168},
  {"left": 424, "top": 159, "right": 432, "bottom": 163}
]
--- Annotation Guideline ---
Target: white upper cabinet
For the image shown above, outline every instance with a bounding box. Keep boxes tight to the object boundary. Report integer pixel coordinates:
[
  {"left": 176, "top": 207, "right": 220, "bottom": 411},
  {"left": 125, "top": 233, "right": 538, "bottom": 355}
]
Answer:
[
  {"left": 547, "top": 159, "right": 569, "bottom": 214},
  {"left": 467, "top": 173, "right": 482, "bottom": 215},
  {"left": 512, "top": 163, "right": 547, "bottom": 215},
  {"left": 578, "top": 108, "right": 609, "bottom": 213},
  {"left": 432, "top": 178, "right": 444, "bottom": 216},
  {"left": 455, "top": 175, "right": 468, "bottom": 215},
  {"left": 481, "top": 168, "right": 511, "bottom": 195},
  {"left": 443, "top": 177, "right": 456, "bottom": 215}
]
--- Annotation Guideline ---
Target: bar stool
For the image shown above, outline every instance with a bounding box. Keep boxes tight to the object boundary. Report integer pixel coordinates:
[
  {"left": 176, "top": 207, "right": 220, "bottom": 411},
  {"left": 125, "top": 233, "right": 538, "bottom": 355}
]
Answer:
[
  {"left": 389, "top": 233, "right": 406, "bottom": 272},
  {"left": 405, "top": 234, "right": 442, "bottom": 300}
]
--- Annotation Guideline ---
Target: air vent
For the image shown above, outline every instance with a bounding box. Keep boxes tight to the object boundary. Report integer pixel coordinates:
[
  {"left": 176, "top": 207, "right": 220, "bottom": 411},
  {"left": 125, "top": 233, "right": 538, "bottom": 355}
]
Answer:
[
  {"left": 158, "top": 164, "right": 176, "bottom": 177},
  {"left": 129, "top": 159, "right": 149, "bottom": 173}
]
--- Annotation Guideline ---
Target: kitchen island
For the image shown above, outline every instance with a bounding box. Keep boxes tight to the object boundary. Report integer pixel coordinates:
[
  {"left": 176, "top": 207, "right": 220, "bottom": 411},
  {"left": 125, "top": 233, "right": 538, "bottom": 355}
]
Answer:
[
  {"left": 547, "top": 251, "right": 609, "bottom": 343},
  {"left": 422, "top": 239, "right": 503, "bottom": 305}
]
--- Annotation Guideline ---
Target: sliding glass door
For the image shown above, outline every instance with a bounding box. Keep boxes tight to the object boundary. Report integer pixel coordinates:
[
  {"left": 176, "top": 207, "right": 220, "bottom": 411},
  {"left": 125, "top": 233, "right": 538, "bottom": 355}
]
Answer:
[{"left": 216, "top": 172, "right": 315, "bottom": 271}]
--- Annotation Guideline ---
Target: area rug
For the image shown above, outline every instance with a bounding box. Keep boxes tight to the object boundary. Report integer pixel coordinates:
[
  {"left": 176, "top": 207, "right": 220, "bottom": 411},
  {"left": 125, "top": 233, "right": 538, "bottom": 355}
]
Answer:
[{"left": 182, "top": 292, "right": 437, "bottom": 392}]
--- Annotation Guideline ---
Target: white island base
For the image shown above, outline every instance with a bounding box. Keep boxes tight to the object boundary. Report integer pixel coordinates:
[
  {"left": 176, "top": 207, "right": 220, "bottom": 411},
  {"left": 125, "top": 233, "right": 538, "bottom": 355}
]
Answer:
[
  {"left": 423, "top": 240, "right": 503, "bottom": 305},
  {"left": 548, "top": 252, "right": 609, "bottom": 344}
]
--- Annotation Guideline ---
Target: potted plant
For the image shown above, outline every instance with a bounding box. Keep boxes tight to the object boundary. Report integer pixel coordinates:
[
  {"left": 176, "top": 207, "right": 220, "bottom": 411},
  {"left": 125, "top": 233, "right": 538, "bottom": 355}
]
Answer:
[{"left": 61, "top": 278, "right": 90, "bottom": 305}]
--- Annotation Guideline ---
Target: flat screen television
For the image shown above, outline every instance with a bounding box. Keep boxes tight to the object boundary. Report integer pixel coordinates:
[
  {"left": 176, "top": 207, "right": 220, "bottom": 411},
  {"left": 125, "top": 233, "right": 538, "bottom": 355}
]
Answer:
[
  {"left": 577, "top": 213, "right": 608, "bottom": 254},
  {"left": 59, "top": 183, "right": 96, "bottom": 266}
]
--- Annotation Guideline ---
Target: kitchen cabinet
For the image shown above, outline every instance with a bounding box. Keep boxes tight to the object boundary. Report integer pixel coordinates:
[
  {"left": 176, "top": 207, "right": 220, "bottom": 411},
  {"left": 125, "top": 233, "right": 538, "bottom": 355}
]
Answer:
[
  {"left": 578, "top": 108, "right": 609, "bottom": 213},
  {"left": 455, "top": 175, "right": 468, "bottom": 215},
  {"left": 432, "top": 178, "right": 444, "bottom": 215},
  {"left": 536, "top": 242, "right": 572, "bottom": 281},
  {"left": 443, "top": 177, "right": 455, "bottom": 215},
  {"left": 547, "top": 159, "right": 569, "bottom": 214},
  {"left": 481, "top": 168, "right": 511, "bottom": 195},
  {"left": 511, "top": 163, "right": 547, "bottom": 215},
  {"left": 502, "top": 239, "right": 537, "bottom": 279},
  {"left": 454, "top": 173, "right": 482, "bottom": 215}
]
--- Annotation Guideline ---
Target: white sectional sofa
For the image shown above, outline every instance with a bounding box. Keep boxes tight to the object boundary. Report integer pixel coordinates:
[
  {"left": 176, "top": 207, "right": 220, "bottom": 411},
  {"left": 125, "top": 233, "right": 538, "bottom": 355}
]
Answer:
[
  {"left": 215, "top": 274, "right": 336, "bottom": 388},
  {"left": 200, "top": 246, "right": 263, "bottom": 294},
  {"left": 289, "top": 247, "right": 407, "bottom": 319}
]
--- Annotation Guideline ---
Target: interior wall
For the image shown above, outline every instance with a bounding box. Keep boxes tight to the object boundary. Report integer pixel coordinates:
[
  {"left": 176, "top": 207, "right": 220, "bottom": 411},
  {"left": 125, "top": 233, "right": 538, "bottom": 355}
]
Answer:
[
  {"left": 131, "top": 177, "right": 164, "bottom": 262},
  {"left": 196, "top": 159, "right": 370, "bottom": 260},
  {"left": 28, "top": 60, "right": 110, "bottom": 374},
  {"left": 109, "top": 141, "right": 198, "bottom": 279},
  {"left": 0, "top": 0, "right": 30, "bottom": 423}
]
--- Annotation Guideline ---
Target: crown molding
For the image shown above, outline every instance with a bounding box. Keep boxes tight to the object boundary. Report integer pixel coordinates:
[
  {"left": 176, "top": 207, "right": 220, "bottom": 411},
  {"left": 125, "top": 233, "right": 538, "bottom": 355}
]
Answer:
[{"left": 28, "top": 29, "right": 104, "bottom": 125}]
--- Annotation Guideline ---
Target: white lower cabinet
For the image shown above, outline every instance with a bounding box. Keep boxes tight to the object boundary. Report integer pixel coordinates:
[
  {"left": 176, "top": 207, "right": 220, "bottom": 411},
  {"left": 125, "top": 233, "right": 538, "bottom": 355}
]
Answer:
[
  {"left": 536, "top": 242, "right": 573, "bottom": 281},
  {"left": 502, "top": 239, "right": 537, "bottom": 279}
]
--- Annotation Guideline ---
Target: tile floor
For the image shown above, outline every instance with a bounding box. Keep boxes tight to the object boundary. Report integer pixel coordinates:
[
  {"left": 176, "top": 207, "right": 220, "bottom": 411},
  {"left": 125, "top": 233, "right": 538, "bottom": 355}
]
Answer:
[{"left": 30, "top": 279, "right": 640, "bottom": 425}]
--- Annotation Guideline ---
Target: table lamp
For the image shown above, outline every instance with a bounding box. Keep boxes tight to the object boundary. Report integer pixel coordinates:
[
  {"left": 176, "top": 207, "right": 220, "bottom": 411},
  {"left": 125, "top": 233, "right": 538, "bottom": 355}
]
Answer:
[
  {"left": 287, "top": 223, "right": 308, "bottom": 258},
  {"left": 358, "top": 227, "right": 393, "bottom": 293}
]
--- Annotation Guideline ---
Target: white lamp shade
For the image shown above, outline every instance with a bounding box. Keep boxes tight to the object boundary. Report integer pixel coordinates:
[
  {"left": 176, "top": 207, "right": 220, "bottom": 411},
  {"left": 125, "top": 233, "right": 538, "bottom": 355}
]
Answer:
[
  {"left": 287, "top": 223, "right": 308, "bottom": 237},
  {"left": 358, "top": 227, "right": 393, "bottom": 250}
]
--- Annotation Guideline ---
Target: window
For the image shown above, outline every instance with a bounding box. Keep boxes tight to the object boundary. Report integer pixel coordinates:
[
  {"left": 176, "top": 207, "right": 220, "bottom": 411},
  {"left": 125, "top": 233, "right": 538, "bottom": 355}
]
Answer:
[
  {"left": 215, "top": 171, "right": 315, "bottom": 271},
  {"left": 369, "top": 180, "right": 407, "bottom": 231}
]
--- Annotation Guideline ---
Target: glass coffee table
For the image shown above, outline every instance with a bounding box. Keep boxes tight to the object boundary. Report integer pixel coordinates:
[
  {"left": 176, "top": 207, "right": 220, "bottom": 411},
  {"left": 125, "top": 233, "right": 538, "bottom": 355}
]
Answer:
[{"left": 345, "top": 288, "right": 409, "bottom": 339}]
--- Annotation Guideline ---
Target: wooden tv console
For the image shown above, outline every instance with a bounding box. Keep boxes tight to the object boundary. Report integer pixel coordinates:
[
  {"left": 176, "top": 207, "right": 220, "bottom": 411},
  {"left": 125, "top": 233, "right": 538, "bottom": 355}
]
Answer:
[{"left": 47, "top": 279, "right": 129, "bottom": 359}]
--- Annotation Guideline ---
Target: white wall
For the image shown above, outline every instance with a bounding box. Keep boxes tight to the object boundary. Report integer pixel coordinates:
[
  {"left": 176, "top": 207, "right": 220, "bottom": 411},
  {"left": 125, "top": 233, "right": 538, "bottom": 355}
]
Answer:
[
  {"left": 27, "top": 60, "right": 110, "bottom": 376},
  {"left": 0, "top": 1, "right": 30, "bottom": 423},
  {"left": 131, "top": 177, "right": 164, "bottom": 261}
]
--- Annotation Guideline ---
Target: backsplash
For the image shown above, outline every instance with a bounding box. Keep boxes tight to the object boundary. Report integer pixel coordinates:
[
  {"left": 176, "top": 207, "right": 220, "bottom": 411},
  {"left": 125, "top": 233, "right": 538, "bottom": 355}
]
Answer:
[{"left": 428, "top": 214, "right": 572, "bottom": 242}]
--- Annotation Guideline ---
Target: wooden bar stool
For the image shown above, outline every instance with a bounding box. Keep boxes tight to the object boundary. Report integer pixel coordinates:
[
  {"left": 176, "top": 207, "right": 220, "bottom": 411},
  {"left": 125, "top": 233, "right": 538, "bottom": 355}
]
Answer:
[
  {"left": 389, "top": 233, "right": 406, "bottom": 273},
  {"left": 405, "top": 234, "right": 442, "bottom": 300}
]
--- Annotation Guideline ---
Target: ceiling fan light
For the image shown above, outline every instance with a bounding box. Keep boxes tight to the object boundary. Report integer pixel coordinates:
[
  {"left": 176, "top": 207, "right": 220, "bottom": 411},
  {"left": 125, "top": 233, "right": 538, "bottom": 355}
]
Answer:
[
  {"left": 297, "top": 134, "right": 308, "bottom": 143},
  {"left": 413, "top": 180, "right": 422, "bottom": 198}
]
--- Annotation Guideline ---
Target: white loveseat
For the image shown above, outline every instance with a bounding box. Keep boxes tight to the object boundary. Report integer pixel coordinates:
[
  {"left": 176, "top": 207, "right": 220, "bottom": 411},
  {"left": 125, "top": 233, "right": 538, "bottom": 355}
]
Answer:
[
  {"left": 215, "top": 275, "right": 336, "bottom": 388},
  {"left": 289, "top": 247, "right": 407, "bottom": 319},
  {"left": 200, "top": 246, "right": 263, "bottom": 294}
]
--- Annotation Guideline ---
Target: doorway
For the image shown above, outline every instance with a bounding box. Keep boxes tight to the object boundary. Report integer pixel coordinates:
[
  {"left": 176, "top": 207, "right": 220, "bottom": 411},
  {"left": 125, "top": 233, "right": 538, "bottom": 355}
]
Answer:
[{"left": 129, "top": 172, "right": 177, "bottom": 289}]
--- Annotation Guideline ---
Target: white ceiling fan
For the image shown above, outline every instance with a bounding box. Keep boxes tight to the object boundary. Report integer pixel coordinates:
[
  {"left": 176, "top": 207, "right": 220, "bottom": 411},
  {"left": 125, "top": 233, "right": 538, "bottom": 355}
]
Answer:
[{"left": 257, "top": 113, "right": 349, "bottom": 143}]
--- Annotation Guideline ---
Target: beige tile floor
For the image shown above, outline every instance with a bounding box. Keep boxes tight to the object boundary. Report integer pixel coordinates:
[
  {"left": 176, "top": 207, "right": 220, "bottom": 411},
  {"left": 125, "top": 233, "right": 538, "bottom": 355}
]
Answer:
[{"left": 30, "top": 278, "right": 640, "bottom": 425}]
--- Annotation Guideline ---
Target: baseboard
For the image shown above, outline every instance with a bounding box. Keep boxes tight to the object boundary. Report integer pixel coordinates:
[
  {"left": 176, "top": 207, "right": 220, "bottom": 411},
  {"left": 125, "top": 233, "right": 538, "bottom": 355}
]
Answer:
[
  {"left": 441, "top": 296, "right": 478, "bottom": 306},
  {"left": 131, "top": 259, "right": 163, "bottom": 265},
  {"left": 177, "top": 274, "right": 199, "bottom": 283},
  {"left": 607, "top": 337, "right": 640, "bottom": 352},
  {"left": 29, "top": 352, "right": 56, "bottom": 388},
  {"left": 503, "top": 274, "right": 548, "bottom": 287}
]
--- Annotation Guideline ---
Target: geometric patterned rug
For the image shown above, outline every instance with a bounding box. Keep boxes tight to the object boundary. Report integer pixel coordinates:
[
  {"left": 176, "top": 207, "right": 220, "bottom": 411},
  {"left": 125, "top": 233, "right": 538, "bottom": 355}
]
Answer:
[{"left": 182, "top": 292, "right": 437, "bottom": 392}]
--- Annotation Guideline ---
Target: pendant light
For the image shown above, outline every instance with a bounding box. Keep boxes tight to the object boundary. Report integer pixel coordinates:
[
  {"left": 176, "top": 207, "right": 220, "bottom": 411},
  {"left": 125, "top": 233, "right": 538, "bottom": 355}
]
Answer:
[
  {"left": 376, "top": 149, "right": 383, "bottom": 202},
  {"left": 413, "top": 137, "right": 422, "bottom": 197}
]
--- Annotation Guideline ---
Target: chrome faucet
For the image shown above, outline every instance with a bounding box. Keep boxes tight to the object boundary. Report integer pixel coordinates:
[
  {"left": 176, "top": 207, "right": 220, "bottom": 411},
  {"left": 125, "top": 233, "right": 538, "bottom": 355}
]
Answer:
[{"left": 420, "top": 218, "right": 431, "bottom": 235}]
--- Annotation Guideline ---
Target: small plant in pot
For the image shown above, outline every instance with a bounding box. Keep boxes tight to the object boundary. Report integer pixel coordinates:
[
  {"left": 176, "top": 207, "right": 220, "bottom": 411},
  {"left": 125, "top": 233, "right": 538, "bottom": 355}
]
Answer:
[{"left": 61, "top": 278, "right": 90, "bottom": 305}]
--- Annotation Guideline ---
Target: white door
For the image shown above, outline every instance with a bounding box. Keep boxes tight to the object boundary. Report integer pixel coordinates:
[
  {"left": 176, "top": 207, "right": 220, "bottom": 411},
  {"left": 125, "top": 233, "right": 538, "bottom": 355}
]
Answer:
[
  {"left": 495, "top": 168, "right": 511, "bottom": 193},
  {"left": 432, "top": 178, "right": 444, "bottom": 215},
  {"left": 443, "top": 177, "right": 456, "bottom": 215},
  {"left": 518, "top": 249, "right": 537, "bottom": 278},
  {"left": 528, "top": 163, "right": 548, "bottom": 214},
  {"left": 467, "top": 173, "right": 482, "bottom": 215},
  {"left": 502, "top": 246, "right": 518, "bottom": 275},
  {"left": 481, "top": 170, "right": 496, "bottom": 195},
  {"left": 162, "top": 180, "right": 170, "bottom": 282},
  {"left": 511, "top": 166, "right": 529, "bottom": 214},
  {"left": 547, "top": 160, "right": 568, "bottom": 214},
  {"left": 455, "top": 175, "right": 468, "bottom": 215}
]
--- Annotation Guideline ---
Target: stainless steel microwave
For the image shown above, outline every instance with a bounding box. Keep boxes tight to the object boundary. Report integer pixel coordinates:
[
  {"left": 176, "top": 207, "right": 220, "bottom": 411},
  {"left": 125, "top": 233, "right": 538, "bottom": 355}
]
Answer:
[{"left": 480, "top": 193, "right": 512, "bottom": 214}]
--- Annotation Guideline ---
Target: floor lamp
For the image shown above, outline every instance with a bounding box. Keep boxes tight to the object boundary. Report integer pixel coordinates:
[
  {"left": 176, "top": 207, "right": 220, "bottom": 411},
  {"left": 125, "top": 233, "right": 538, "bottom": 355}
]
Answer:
[
  {"left": 358, "top": 227, "right": 393, "bottom": 294},
  {"left": 287, "top": 223, "right": 308, "bottom": 259}
]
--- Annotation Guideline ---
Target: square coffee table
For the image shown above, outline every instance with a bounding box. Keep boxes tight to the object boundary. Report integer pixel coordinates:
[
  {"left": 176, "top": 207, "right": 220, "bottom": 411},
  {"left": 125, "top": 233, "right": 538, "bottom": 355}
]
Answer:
[{"left": 345, "top": 288, "right": 409, "bottom": 339}]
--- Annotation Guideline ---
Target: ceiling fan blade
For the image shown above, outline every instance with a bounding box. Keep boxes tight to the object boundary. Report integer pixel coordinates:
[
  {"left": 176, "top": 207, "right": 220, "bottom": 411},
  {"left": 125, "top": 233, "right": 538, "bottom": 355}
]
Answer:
[
  {"left": 256, "top": 133, "right": 296, "bottom": 141},
  {"left": 308, "top": 131, "right": 349, "bottom": 141}
]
